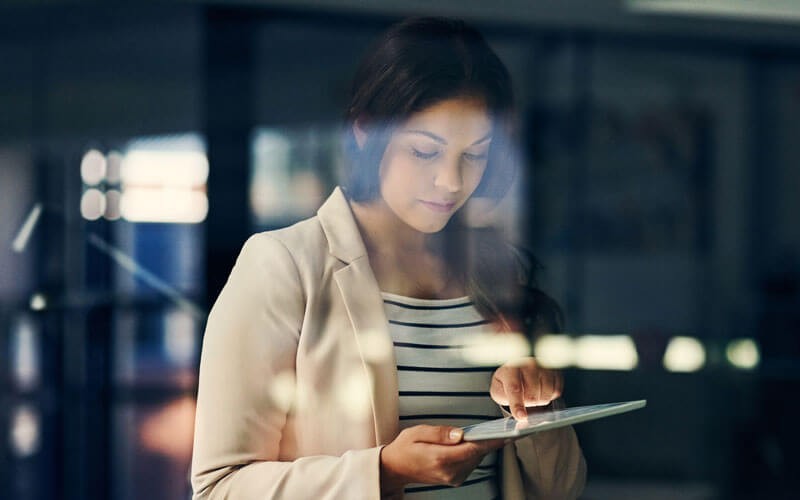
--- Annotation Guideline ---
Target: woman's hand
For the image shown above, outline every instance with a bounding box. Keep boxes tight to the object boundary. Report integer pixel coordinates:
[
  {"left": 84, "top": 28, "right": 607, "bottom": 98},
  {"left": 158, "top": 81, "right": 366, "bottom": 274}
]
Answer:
[
  {"left": 490, "top": 357, "right": 563, "bottom": 420},
  {"left": 379, "top": 425, "right": 505, "bottom": 498}
]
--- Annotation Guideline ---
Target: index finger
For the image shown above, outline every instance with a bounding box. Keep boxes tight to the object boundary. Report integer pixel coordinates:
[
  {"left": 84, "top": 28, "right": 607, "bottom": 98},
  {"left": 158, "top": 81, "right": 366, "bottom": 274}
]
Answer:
[{"left": 496, "top": 366, "right": 526, "bottom": 420}]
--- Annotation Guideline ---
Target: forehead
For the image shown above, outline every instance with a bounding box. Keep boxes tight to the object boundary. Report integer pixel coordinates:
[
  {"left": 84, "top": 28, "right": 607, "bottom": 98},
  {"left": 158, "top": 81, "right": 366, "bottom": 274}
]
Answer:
[{"left": 401, "top": 97, "right": 492, "bottom": 141}]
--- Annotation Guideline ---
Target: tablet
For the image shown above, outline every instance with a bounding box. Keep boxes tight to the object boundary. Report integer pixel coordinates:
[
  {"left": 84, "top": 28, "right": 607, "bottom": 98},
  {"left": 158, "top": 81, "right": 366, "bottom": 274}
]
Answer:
[{"left": 461, "top": 400, "right": 647, "bottom": 441}]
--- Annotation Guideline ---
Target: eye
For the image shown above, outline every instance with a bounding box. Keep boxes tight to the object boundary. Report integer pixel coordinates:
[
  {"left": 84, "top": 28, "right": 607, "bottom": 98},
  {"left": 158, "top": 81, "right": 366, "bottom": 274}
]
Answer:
[
  {"left": 463, "top": 152, "right": 488, "bottom": 162},
  {"left": 411, "top": 148, "right": 439, "bottom": 160}
]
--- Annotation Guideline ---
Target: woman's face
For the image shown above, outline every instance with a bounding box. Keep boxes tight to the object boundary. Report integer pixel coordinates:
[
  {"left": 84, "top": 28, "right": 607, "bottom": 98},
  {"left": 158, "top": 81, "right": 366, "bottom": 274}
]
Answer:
[{"left": 359, "top": 97, "right": 493, "bottom": 234}]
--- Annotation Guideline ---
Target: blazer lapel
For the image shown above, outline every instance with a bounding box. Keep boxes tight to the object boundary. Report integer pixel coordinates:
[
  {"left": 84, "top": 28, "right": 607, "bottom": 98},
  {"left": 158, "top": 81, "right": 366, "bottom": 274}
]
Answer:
[
  {"left": 319, "top": 187, "right": 399, "bottom": 445},
  {"left": 334, "top": 260, "right": 399, "bottom": 445}
]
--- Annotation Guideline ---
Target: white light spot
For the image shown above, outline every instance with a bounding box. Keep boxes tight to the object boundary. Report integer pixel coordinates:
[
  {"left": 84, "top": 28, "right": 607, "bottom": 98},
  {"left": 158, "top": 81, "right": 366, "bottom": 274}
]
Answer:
[
  {"left": 726, "top": 338, "right": 760, "bottom": 370},
  {"left": 575, "top": 335, "right": 639, "bottom": 371},
  {"left": 461, "top": 333, "right": 530, "bottom": 366},
  {"left": 120, "top": 188, "right": 207, "bottom": 223},
  {"left": 80, "top": 189, "right": 106, "bottom": 221},
  {"left": 359, "top": 330, "right": 393, "bottom": 363},
  {"left": 10, "top": 405, "right": 40, "bottom": 457},
  {"left": 121, "top": 150, "right": 208, "bottom": 188},
  {"left": 269, "top": 372, "right": 297, "bottom": 413},
  {"left": 81, "top": 149, "right": 107, "bottom": 186},
  {"left": 104, "top": 189, "right": 122, "bottom": 220},
  {"left": 337, "top": 370, "right": 372, "bottom": 422},
  {"left": 163, "top": 309, "right": 196, "bottom": 367},
  {"left": 29, "top": 293, "right": 46, "bottom": 311},
  {"left": 12, "top": 203, "right": 42, "bottom": 253},
  {"left": 663, "top": 336, "right": 706, "bottom": 373},
  {"left": 11, "top": 315, "right": 39, "bottom": 390},
  {"left": 533, "top": 335, "right": 575, "bottom": 369},
  {"left": 106, "top": 151, "right": 123, "bottom": 184}
]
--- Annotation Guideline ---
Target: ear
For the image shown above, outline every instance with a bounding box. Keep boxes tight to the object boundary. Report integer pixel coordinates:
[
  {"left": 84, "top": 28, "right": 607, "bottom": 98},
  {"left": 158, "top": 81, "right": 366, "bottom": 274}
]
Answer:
[{"left": 352, "top": 120, "right": 367, "bottom": 150}]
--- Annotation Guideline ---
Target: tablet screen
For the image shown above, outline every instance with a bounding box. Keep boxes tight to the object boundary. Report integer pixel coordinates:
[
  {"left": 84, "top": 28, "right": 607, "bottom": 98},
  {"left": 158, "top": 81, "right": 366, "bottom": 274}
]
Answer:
[{"left": 461, "top": 400, "right": 647, "bottom": 441}]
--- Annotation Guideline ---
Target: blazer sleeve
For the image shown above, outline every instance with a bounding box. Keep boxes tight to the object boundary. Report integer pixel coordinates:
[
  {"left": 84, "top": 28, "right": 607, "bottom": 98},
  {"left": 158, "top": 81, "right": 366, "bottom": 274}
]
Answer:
[
  {"left": 502, "top": 400, "right": 587, "bottom": 500},
  {"left": 191, "top": 233, "right": 383, "bottom": 500}
]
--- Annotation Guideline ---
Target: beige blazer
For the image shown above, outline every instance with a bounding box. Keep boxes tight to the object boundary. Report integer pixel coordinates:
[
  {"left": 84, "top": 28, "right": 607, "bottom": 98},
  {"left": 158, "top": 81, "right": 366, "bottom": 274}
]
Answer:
[{"left": 191, "top": 187, "right": 586, "bottom": 499}]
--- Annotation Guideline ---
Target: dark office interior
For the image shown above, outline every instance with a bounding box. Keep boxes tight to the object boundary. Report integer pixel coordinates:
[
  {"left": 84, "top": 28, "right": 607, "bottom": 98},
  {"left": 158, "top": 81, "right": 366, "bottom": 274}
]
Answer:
[{"left": 1, "top": 1, "right": 799, "bottom": 499}]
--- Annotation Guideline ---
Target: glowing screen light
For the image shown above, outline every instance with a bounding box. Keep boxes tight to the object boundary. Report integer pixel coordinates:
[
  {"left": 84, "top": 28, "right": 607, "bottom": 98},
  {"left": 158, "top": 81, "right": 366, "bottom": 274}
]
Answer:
[
  {"left": 726, "top": 338, "right": 760, "bottom": 370},
  {"left": 663, "top": 336, "right": 706, "bottom": 372},
  {"left": 574, "top": 335, "right": 639, "bottom": 371}
]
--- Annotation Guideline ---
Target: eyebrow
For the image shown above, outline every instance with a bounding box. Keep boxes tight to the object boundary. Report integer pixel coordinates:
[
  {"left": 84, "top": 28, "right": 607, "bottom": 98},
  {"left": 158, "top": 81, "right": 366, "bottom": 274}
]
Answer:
[{"left": 403, "top": 129, "right": 493, "bottom": 146}]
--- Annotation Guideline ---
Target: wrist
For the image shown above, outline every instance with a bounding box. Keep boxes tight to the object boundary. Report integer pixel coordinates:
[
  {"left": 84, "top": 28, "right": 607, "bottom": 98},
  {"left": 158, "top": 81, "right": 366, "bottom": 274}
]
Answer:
[{"left": 379, "top": 445, "right": 406, "bottom": 498}]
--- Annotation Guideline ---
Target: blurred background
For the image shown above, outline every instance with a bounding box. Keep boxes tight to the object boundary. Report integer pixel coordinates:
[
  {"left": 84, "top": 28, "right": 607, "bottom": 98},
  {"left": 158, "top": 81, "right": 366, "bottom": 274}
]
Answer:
[{"left": 1, "top": 1, "right": 799, "bottom": 499}]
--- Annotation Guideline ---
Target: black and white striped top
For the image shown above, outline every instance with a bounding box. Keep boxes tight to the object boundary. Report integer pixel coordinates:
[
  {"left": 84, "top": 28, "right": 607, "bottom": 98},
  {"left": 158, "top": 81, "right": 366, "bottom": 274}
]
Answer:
[{"left": 382, "top": 292, "right": 501, "bottom": 500}]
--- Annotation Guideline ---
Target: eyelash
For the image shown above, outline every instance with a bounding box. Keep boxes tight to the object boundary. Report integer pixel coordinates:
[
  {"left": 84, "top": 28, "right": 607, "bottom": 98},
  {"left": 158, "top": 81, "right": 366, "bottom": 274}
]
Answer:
[
  {"left": 411, "top": 149, "right": 488, "bottom": 162},
  {"left": 411, "top": 149, "right": 438, "bottom": 160},
  {"left": 463, "top": 152, "right": 488, "bottom": 162}
]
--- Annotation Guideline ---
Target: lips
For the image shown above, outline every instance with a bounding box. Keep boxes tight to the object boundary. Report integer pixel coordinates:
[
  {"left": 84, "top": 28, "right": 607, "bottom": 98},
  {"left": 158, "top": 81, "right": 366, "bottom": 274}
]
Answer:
[{"left": 419, "top": 199, "right": 457, "bottom": 213}]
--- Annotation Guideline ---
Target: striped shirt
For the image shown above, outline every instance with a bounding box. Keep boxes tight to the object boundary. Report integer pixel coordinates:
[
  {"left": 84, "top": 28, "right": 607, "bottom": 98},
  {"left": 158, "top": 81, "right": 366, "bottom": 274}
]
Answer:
[{"left": 382, "top": 292, "right": 501, "bottom": 500}]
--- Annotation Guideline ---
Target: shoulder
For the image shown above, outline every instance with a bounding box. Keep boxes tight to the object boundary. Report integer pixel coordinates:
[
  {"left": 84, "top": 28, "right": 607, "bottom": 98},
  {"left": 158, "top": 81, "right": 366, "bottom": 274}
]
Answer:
[
  {"left": 238, "top": 216, "right": 330, "bottom": 280},
  {"left": 248, "top": 215, "right": 326, "bottom": 257}
]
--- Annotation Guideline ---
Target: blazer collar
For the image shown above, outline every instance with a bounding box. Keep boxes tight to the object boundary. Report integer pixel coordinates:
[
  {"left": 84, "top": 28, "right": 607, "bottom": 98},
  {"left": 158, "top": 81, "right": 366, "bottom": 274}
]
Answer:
[{"left": 317, "top": 186, "right": 367, "bottom": 264}]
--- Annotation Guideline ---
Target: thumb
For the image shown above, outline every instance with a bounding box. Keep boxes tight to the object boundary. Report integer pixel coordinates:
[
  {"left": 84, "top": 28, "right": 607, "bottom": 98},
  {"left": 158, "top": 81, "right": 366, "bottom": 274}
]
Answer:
[
  {"left": 408, "top": 424, "right": 464, "bottom": 444},
  {"left": 446, "top": 427, "right": 464, "bottom": 443}
]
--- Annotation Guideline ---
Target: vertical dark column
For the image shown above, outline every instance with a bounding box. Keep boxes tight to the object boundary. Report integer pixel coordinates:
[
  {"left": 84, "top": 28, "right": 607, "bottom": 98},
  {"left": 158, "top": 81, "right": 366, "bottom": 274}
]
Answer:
[
  {"left": 203, "top": 8, "right": 255, "bottom": 311},
  {"left": 564, "top": 36, "right": 592, "bottom": 334}
]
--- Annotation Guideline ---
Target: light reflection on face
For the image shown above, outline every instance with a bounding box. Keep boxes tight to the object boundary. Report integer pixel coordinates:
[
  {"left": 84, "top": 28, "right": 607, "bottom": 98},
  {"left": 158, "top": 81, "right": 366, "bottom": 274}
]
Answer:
[{"left": 366, "top": 97, "right": 493, "bottom": 234}]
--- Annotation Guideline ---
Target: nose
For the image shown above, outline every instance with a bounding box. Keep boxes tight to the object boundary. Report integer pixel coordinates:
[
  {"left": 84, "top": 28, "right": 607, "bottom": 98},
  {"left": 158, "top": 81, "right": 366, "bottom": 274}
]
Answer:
[{"left": 433, "top": 158, "right": 462, "bottom": 193}]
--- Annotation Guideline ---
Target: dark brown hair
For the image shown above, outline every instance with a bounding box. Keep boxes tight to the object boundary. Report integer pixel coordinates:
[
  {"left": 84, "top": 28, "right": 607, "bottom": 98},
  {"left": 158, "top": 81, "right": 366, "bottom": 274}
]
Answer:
[{"left": 343, "top": 17, "right": 562, "bottom": 337}]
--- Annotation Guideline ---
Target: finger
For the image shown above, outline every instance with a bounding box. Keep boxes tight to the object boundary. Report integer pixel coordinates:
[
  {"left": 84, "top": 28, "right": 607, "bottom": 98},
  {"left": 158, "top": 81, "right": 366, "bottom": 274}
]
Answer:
[
  {"left": 520, "top": 366, "right": 541, "bottom": 406},
  {"left": 503, "top": 369, "right": 526, "bottom": 420},
  {"left": 490, "top": 374, "right": 508, "bottom": 405},
  {"left": 555, "top": 372, "right": 564, "bottom": 398},
  {"left": 435, "top": 441, "right": 490, "bottom": 465},
  {"left": 409, "top": 424, "right": 464, "bottom": 444},
  {"left": 471, "top": 438, "right": 507, "bottom": 453},
  {"left": 539, "top": 370, "right": 556, "bottom": 405}
]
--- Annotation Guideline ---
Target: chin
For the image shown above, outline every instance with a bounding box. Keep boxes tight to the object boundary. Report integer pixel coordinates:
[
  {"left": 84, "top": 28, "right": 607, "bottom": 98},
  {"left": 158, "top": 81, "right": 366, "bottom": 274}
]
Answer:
[{"left": 412, "top": 220, "right": 449, "bottom": 234}]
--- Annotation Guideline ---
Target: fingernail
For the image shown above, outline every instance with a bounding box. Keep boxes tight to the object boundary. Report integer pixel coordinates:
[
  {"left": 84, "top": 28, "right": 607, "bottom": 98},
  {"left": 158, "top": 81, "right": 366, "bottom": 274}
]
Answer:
[
  {"left": 515, "top": 410, "right": 527, "bottom": 420},
  {"left": 449, "top": 428, "right": 463, "bottom": 442}
]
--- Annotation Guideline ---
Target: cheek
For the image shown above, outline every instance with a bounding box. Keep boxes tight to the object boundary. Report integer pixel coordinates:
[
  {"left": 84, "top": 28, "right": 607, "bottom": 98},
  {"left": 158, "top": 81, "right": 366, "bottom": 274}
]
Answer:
[
  {"left": 379, "top": 154, "right": 422, "bottom": 200},
  {"left": 464, "top": 163, "right": 488, "bottom": 192}
]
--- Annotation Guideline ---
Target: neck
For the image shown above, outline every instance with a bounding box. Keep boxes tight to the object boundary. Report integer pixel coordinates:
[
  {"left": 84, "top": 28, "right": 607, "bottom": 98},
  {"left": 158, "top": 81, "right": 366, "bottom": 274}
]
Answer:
[{"left": 349, "top": 198, "right": 429, "bottom": 257}]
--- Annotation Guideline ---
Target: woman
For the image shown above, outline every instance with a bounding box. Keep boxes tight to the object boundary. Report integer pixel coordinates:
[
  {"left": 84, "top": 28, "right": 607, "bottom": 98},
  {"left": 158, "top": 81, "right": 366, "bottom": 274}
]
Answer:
[{"left": 191, "top": 17, "right": 586, "bottom": 500}]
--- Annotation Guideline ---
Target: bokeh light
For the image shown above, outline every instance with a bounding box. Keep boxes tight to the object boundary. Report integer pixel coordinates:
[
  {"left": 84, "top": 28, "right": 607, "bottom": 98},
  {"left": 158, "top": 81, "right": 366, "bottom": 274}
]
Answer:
[
  {"left": 10, "top": 405, "right": 40, "bottom": 458},
  {"left": 534, "top": 335, "right": 576, "bottom": 369},
  {"left": 80, "top": 189, "right": 106, "bottom": 221},
  {"left": 575, "top": 335, "right": 639, "bottom": 371},
  {"left": 726, "top": 338, "right": 760, "bottom": 370},
  {"left": 81, "top": 149, "right": 107, "bottom": 186},
  {"left": 663, "top": 336, "right": 706, "bottom": 373}
]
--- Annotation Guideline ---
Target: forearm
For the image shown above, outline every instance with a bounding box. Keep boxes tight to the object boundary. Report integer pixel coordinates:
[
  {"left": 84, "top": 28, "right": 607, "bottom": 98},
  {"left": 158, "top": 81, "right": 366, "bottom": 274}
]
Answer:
[{"left": 192, "top": 447, "right": 383, "bottom": 500}]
